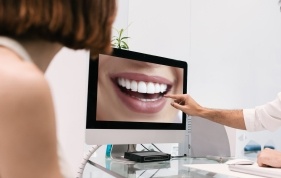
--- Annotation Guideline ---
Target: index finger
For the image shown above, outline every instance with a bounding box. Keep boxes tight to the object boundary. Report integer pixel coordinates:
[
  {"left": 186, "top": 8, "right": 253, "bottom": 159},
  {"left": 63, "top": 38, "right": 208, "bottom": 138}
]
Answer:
[{"left": 164, "top": 94, "right": 182, "bottom": 100}]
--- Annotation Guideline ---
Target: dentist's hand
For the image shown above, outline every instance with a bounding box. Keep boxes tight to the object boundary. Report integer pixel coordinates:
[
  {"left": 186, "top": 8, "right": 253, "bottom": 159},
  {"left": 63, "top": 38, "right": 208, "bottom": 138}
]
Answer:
[
  {"left": 257, "top": 148, "right": 281, "bottom": 168},
  {"left": 164, "top": 94, "right": 203, "bottom": 117},
  {"left": 165, "top": 94, "right": 246, "bottom": 129}
]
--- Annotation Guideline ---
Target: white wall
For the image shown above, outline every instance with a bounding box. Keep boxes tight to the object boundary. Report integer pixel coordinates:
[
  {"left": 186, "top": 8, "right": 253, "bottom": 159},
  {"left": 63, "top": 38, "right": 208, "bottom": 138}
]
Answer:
[
  {"left": 45, "top": 0, "right": 281, "bottom": 174},
  {"left": 128, "top": 0, "right": 190, "bottom": 61},
  {"left": 113, "top": 0, "right": 129, "bottom": 33},
  {"left": 189, "top": 0, "right": 281, "bottom": 109},
  {"left": 45, "top": 48, "right": 89, "bottom": 174}
]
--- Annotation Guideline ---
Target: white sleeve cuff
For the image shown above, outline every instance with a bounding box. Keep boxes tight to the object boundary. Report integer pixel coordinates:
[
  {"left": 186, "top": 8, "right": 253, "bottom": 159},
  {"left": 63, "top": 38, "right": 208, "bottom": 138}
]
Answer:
[{"left": 243, "top": 109, "right": 257, "bottom": 132}]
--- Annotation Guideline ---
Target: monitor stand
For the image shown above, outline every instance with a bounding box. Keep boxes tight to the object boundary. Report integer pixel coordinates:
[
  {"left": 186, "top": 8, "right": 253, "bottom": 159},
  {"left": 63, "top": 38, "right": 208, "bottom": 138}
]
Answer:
[{"left": 110, "top": 144, "right": 136, "bottom": 163}]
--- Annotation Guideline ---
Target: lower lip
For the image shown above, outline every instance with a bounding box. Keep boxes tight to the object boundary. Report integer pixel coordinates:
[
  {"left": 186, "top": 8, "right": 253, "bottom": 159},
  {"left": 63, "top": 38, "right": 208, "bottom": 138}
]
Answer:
[{"left": 113, "top": 84, "right": 167, "bottom": 114}]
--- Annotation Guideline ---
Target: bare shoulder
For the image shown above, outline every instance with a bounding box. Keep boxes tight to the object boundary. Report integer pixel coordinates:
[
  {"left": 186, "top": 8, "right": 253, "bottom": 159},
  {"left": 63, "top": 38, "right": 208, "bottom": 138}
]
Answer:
[
  {"left": 0, "top": 50, "right": 54, "bottom": 124},
  {"left": 0, "top": 58, "right": 50, "bottom": 108},
  {"left": 0, "top": 49, "right": 61, "bottom": 177}
]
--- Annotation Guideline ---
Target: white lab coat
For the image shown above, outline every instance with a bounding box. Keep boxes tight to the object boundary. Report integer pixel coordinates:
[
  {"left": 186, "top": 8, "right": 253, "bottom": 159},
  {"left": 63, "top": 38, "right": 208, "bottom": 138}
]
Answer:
[{"left": 243, "top": 92, "right": 281, "bottom": 132}]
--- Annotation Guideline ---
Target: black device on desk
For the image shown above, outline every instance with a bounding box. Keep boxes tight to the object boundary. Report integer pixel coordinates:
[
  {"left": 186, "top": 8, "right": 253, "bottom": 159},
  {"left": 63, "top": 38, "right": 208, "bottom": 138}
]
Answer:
[{"left": 124, "top": 151, "right": 171, "bottom": 163}]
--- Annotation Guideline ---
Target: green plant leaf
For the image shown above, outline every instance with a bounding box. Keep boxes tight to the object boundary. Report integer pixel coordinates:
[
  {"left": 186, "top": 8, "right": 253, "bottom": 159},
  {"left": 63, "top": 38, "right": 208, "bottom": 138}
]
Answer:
[
  {"left": 121, "top": 41, "right": 129, "bottom": 49},
  {"left": 118, "top": 29, "right": 124, "bottom": 39},
  {"left": 111, "top": 26, "right": 130, "bottom": 49},
  {"left": 121, "top": 37, "right": 130, "bottom": 40},
  {"left": 121, "top": 45, "right": 128, "bottom": 49}
]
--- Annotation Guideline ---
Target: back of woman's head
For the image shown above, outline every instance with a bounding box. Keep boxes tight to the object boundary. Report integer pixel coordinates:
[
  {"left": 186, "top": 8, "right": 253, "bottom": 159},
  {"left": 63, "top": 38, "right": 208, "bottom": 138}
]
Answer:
[{"left": 0, "top": 0, "right": 116, "bottom": 57}]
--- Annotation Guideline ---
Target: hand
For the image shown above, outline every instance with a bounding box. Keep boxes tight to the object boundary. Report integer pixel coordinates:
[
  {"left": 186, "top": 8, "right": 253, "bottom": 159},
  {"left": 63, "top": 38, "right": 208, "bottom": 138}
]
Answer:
[
  {"left": 257, "top": 148, "right": 281, "bottom": 168},
  {"left": 164, "top": 94, "right": 203, "bottom": 116}
]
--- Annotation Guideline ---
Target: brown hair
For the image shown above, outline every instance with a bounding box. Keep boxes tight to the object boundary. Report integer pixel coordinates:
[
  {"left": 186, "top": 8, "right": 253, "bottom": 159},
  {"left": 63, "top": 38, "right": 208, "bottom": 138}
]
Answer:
[{"left": 0, "top": 0, "right": 116, "bottom": 57}]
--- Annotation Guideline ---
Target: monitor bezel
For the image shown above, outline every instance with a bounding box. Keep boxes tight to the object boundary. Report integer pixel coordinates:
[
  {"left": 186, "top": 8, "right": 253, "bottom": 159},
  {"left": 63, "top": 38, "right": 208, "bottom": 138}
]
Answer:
[{"left": 86, "top": 48, "right": 188, "bottom": 130}]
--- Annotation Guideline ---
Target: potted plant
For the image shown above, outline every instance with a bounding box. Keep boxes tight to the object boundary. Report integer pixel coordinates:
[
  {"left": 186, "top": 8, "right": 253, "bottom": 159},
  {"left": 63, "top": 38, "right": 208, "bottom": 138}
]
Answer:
[{"left": 111, "top": 27, "right": 130, "bottom": 49}]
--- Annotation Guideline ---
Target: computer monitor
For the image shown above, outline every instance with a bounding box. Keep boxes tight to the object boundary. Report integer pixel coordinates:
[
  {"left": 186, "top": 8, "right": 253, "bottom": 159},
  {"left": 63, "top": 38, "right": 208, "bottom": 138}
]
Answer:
[{"left": 85, "top": 48, "right": 187, "bottom": 148}]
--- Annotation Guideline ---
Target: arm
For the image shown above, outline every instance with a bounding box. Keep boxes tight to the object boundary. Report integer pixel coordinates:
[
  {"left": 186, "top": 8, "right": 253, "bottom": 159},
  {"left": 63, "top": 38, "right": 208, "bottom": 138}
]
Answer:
[
  {"left": 0, "top": 70, "right": 63, "bottom": 178},
  {"left": 257, "top": 148, "right": 281, "bottom": 168},
  {"left": 165, "top": 94, "right": 246, "bottom": 130}
]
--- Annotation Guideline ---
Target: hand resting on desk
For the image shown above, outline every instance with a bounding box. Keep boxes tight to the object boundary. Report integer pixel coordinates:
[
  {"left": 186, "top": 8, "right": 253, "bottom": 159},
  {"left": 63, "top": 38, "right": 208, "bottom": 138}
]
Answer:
[{"left": 257, "top": 148, "right": 281, "bottom": 168}]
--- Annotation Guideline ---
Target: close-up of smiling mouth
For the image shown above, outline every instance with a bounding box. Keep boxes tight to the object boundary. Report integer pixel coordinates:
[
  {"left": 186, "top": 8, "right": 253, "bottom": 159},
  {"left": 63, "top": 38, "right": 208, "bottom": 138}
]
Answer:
[
  {"left": 110, "top": 73, "right": 172, "bottom": 114},
  {"left": 117, "top": 77, "right": 171, "bottom": 101}
]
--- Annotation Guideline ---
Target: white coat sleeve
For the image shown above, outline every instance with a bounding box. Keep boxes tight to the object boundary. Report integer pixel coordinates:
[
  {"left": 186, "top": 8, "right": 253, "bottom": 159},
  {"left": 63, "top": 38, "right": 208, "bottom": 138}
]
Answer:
[{"left": 243, "top": 92, "right": 281, "bottom": 132}]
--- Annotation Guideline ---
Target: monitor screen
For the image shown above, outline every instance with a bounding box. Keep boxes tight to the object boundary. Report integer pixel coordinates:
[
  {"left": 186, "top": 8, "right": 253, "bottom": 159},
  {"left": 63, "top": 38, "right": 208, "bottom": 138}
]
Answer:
[{"left": 85, "top": 48, "right": 188, "bottom": 145}]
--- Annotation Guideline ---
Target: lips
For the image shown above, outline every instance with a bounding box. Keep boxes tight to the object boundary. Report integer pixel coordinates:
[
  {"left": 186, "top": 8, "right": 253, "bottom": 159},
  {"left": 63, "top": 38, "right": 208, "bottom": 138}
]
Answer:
[{"left": 110, "top": 72, "right": 172, "bottom": 114}]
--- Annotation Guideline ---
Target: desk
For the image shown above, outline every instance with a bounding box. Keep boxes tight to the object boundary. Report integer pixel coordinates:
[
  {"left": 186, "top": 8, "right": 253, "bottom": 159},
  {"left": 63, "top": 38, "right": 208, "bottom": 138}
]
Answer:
[{"left": 83, "top": 157, "right": 245, "bottom": 178}]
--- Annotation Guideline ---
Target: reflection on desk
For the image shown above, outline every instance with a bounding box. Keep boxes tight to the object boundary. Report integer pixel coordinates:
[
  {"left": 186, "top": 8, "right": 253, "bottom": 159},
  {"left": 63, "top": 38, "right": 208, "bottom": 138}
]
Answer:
[
  {"left": 186, "top": 164, "right": 265, "bottom": 178},
  {"left": 229, "top": 163, "right": 281, "bottom": 178},
  {"left": 83, "top": 157, "right": 242, "bottom": 178}
]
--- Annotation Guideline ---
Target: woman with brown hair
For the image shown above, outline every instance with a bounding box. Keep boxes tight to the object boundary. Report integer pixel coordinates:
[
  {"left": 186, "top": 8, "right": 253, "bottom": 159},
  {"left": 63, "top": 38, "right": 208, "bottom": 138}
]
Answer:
[{"left": 0, "top": 0, "right": 116, "bottom": 177}]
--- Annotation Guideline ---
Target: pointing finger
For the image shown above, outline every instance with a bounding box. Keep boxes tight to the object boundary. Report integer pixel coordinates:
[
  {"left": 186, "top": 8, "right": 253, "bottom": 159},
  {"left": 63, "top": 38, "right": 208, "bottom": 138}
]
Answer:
[
  {"left": 171, "top": 101, "right": 185, "bottom": 111},
  {"left": 164, "top": 94, "right": 182, "bottom": 100}
]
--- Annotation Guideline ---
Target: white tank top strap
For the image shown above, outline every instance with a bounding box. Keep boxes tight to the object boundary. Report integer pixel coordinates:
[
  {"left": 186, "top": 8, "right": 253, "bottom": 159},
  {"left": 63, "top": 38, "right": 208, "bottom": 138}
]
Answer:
[{"left": 0, "top": 36, "right": 32, "bottom": 62}]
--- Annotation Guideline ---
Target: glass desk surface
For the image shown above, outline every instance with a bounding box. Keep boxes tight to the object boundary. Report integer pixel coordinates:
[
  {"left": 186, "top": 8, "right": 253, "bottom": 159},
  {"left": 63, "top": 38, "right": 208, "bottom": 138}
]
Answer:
[{"left": 83, "top": 156, "right": 242, "bottom": 178}]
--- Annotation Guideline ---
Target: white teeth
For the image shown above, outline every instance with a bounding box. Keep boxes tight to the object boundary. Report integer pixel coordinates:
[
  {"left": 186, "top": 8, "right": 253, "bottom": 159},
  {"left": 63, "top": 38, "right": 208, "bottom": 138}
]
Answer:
[
  {"left": 117, "top": 77, "right": 168, "bottom": 94},
  {"left": 125, "top": 79, "right": 130, "bottom": 89},
  {"left": 138, "top": 81, "right": 147, "bottom": 93},
  {"left": 121, "top": 78, "right": 126, "bottom": 87},
  {"left": 135, "top": 97, "right": 159, "bottom": 102},
  {"left": 131, "top": 80, "right": 138, "bottom": 91},
  {"left": 155, "top": 83, "right": 160, "bottom": 93},
  {"left": 147, "top": 82, "right": 155, "bottom": 94},
  {"left": 160, "top": 84, "right": 167, "bottom": 93}
]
